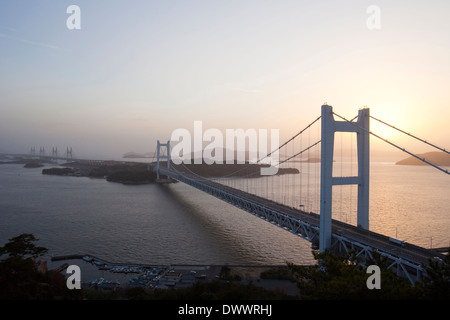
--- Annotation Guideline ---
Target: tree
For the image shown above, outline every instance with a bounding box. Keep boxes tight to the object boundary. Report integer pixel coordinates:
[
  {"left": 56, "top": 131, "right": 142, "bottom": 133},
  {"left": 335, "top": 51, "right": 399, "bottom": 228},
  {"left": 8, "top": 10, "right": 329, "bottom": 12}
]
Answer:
[
  {"left": 0, "top": 233, "right": 83, "bottom": 300},
  {"left": 0, "top": 233, "right": 48, "bottom": 259},
  {"left": 288, "top": 250, "right": 417, "bottom": 299},
  {"left": 420, "top": 249, "right": 450, "bottom": 299},
  {"left": 0, "top": 233, "right": 48, "bottom": 299}
]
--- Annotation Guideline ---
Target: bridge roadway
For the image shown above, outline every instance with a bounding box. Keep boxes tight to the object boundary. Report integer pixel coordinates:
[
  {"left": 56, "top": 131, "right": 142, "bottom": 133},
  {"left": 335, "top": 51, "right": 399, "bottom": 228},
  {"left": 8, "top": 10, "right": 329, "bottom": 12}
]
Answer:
[{"left": 160, "top": 166, "right": 445, "bottom": 269}]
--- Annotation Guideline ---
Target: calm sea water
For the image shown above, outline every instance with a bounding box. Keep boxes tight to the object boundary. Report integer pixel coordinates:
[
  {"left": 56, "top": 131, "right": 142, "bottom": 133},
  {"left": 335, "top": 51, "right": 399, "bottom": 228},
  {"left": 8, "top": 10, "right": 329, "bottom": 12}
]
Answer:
[
  {"left": 0, "top": 162, "right": 315, "bottom": 266},
  {"left": 0, "top": 160, "right": 448, "bottom": 268}
]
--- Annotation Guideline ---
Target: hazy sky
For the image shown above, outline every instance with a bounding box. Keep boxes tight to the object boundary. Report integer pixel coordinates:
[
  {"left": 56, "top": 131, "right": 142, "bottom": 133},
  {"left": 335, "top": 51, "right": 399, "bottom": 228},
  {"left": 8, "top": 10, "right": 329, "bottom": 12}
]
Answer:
[{"left": 1, "top": 0, "right": 449, "bottom": 159}]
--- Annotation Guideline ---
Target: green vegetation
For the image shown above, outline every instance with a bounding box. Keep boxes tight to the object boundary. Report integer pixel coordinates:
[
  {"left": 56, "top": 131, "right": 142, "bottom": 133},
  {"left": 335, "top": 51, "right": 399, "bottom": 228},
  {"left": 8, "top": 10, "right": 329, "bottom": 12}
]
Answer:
[
  {"left": 218, "top": 266, "right": 242, "bottom": 281},
  {"left": 121, "top": 281, "right": 289, "bottom": 300},
  {"left": 1, "top": 234, "right": 448, "bottom": 300},
  {"left": 287, "top": 249, "right": 450, "bottom": 300},
  {"left": 260, "top": 266, "right": 296, "bottom": 281},
  {"left": 0, "top": 233, "right": 81, "bottom": 300}
]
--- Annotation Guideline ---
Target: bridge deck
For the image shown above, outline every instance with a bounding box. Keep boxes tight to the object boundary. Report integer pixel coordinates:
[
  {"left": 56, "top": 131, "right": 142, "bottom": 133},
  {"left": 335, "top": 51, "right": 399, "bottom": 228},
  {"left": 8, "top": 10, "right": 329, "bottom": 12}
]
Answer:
[{"left": 160, "top": 166, "right": 444, "bottom": 268}]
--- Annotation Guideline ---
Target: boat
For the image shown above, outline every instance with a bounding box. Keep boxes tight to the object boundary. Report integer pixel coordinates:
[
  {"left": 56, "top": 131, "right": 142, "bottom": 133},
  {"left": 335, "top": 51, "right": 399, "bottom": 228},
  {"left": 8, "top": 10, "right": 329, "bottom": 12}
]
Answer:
[
  {"left": 90, "top": 277, "right": 104, "bottom": 285},
  {"left": 99, "top": 264, "right": 113, "bottom": 270},
  {"left": 93, "top": 260, "right": 104, "bottom": 266}
]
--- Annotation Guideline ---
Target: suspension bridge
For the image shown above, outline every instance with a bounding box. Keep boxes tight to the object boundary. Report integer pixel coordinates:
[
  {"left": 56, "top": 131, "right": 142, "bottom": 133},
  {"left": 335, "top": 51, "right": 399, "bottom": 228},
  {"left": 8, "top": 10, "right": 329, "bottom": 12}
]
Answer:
[
  {"left": 153, "top": 104, "right": 449, "bottom": 285},
  {"left": 29, "top": 146, "right": 74, "bottom": 161}
]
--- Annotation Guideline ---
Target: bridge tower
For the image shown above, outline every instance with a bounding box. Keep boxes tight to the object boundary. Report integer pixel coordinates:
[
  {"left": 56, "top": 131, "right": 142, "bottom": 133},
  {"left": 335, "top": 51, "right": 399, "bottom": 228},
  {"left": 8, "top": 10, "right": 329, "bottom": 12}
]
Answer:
[
  {"left": 66, "top": 147, "right": 73, "bottom": 161},
  {"left": 30, "top": 147, "right": 36, "bottom": 156},
  {"left": 156, "top": 140, "right": 171, "bottom": 180},
  {"left": 320, "top": 104, "right": 370, "bottom": 252},
  {"left": 52, "top": 147, "right": 58, "bottom": 159},
  {"left": 39, "top": 147, "right": 45, "bottom": 158}
]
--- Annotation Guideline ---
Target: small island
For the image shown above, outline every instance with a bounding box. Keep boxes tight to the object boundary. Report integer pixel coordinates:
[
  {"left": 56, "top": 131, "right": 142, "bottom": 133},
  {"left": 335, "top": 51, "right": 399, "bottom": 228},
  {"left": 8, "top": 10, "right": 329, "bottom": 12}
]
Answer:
[
  {"left": 0, "top": 157, "right": 50, "bottom": 167},
  {"left": 24, "top": 162, "right": 44, "bottom": 168},
  {"left": 41, "top": 162, "right": 156, "bottom": 184},
  {"left": 39, "top": 159, "right": 300, "bottom": 185},
  {"left": 42, "top": 167, "right": 76, "bottom": 176},
  {"left": 396, "top": 151, "right": 450, "bottom": 167},
  {"left": 170, "top": 162, "right": 299, "bottom": 178}
]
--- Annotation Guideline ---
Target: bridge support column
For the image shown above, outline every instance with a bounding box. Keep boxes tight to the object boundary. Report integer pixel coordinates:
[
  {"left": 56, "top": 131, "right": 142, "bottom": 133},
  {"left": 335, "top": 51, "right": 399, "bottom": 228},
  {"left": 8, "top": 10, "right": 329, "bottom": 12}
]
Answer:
[
  {"left": 357, "top": 108, "right": 370, "bottom": 230},
  {"left": 319, "top": 105, "right": 370, "bottom": 252},
  {"left": 320, "top": 105, "right": 335, "bottom": 252},
  {"left": 66, "top": 147, "right": 73, "bottom": 161},
  {"left": 156, "top": 140, "right": 171, "bottom": 180}
]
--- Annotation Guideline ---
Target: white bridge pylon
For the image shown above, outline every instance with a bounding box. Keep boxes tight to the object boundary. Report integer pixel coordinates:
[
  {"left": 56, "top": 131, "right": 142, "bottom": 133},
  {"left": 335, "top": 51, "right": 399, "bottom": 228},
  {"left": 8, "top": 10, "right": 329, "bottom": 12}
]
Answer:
[
  {"left": 320, "top": 104, "right": 370, "bottom": 252},
  {"left": 156, "top": 140, "right": 171, "bottom": 180}
]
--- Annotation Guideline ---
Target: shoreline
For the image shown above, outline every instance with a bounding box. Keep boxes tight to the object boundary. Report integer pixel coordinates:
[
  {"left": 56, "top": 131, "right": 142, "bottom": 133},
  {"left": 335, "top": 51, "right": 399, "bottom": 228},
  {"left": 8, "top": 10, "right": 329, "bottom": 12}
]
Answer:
[
  {"left": 49, "top": 253, "right": 302, "bottom": 295},
  {"left": 51, "top": 253, "right": 293, "bottom": 269}
]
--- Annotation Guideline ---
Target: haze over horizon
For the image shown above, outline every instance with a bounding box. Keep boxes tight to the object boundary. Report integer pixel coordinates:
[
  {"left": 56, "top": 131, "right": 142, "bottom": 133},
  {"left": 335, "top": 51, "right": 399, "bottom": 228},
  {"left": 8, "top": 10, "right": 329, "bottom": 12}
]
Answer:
[{"left": 1, "top": 1, "right": 449, "bottom": 160}]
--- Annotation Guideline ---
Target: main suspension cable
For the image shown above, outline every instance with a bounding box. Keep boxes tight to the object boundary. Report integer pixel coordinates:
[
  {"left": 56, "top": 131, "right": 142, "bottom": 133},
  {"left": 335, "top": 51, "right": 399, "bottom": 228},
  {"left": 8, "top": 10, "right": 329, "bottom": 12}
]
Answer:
[
  {"left": 333, "top": 112, "right": 449, "bottom": 175},
  {"left": 370, "top": 115, "right": 449, "bottom": 155}
]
